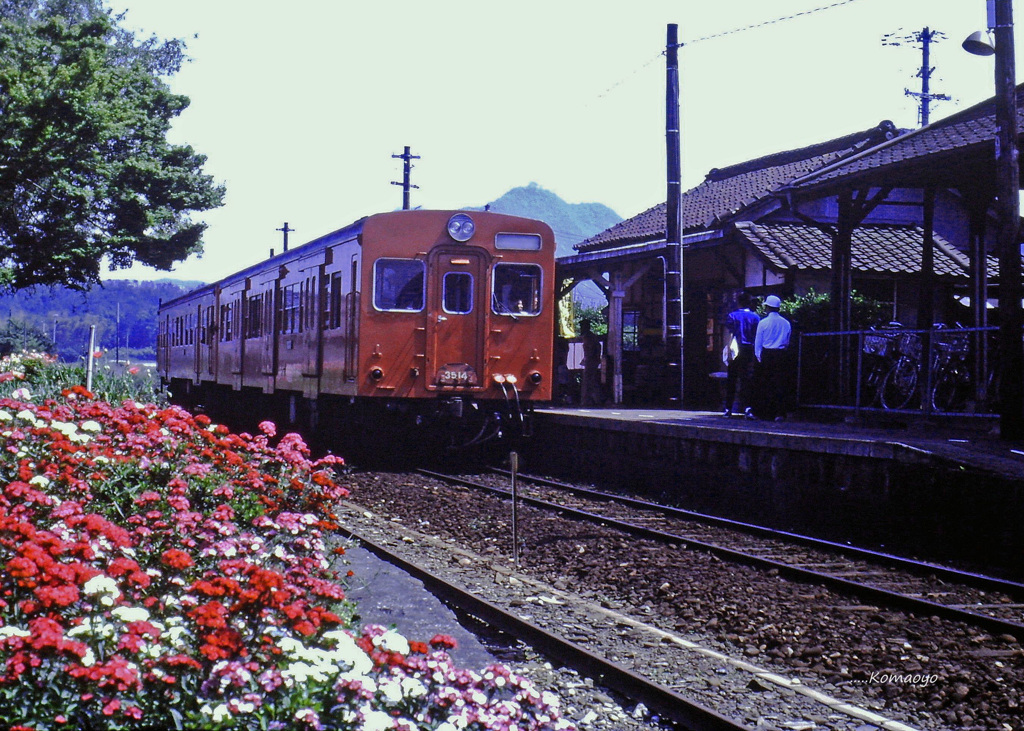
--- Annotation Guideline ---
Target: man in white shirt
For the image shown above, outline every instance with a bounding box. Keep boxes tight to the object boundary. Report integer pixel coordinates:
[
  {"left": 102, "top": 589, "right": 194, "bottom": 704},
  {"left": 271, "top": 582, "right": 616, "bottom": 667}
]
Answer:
[{"left": 753, "top": 295, "right": 792, "bottom": 420}]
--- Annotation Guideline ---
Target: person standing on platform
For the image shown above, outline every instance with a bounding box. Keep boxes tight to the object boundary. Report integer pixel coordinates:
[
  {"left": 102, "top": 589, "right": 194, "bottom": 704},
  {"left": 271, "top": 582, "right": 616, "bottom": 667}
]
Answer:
[
  {"left": 753, "top": 294, "right": 792, "bottom": 421},
  {"left": 722, "top": 291, "right": 760, "bottom": 418}
]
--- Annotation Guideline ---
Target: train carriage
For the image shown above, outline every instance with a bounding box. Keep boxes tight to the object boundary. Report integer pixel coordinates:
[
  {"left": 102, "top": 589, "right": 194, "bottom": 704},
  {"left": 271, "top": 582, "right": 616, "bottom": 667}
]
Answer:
[{"left": 158, "top": 210, "right": 555, "bottom": 451}]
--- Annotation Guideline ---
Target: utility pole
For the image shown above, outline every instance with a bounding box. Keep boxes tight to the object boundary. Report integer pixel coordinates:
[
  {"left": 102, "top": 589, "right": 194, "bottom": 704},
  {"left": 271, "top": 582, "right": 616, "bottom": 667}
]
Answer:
[
  {"left": 883, "top": 27, "right": 950, "bottom": 126},
  {"left": 992, "top": 0, "right": 1023, "bottom": 440},
  {"left": 276, "top": 222, "right": 294, "bottom": 253},
  {"left": 665, "top": 24, "right": 684, "bottom": 406},
  {"left": 391, "top": 146, "right": 420, "bottom": 210}
]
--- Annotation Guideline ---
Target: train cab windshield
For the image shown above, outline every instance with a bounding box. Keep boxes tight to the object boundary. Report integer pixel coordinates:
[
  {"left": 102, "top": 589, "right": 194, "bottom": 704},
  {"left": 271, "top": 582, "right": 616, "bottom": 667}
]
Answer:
[
  {"left": 492, "top": 262, "right": 542, "bottom": 317},
  {"left": 374, "top": 258, "right": 425, "bottom": 311}
]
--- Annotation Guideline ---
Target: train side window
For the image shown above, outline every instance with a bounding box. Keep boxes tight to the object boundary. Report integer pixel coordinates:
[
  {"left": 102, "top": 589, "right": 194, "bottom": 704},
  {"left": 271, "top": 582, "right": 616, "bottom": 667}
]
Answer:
[
  {"left": 281, "top": 283, "right": 300, "bottom": 334},
  {"left": 442, "top": 271, "right": 473, "bottom": 314},
  {"left": 220, "top": 301, "right": 234, "bottom": 342},
  {"left": 492, "top": 263, "right": 542, "bottom": 316},
  {"left": 374, "top": 258, "right": 425, "bottom": 312},
  {"left": 245, "top": 294, "right": 263, "bottom": 339}
]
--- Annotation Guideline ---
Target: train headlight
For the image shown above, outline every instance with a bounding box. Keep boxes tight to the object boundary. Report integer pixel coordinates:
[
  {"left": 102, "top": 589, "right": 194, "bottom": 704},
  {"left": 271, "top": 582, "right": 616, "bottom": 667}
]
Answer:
[
  {"left": 369, "top": 368, "right": 384, "bottom": 382},
  {"left": 529, "top": 371, "right": 543, "bottom": 385},
  {"left": 447, "top": 213, "right": 476, "bottom": 242}
]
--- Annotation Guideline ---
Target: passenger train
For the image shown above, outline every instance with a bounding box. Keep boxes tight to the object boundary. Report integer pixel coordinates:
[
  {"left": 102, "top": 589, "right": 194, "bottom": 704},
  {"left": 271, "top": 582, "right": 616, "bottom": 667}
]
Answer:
[{"left": 157, "top": 210, "right": 556, "bottom": 453}]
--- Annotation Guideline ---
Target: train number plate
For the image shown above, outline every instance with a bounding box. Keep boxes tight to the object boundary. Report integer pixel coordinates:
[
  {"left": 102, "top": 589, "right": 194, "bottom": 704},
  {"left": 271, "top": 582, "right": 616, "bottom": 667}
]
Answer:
[{"left": 435, "top": 363, "right": 479, "bottom": 387}]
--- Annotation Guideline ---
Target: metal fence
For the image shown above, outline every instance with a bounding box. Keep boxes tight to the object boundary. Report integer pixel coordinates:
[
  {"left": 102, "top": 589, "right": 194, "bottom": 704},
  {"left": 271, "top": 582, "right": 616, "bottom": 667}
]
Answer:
[{"left": 796, "top": 325, "right": 999, "bottom": 417}]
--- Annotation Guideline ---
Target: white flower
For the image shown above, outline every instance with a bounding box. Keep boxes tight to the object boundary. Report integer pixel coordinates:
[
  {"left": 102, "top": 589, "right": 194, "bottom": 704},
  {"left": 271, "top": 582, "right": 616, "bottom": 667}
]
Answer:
[
  {"left": 10, "top": 387, "right": 31, "bottom": 401},
  {"left": 0, "top": 410, "right": 12, "bottom": 421},
  {"left": 80, "top": 420, "right": 102, "bottom": 432},
  {"left": 282, "top": 661, "right": 331, "bottom": 685},
  {"left": 50, "top": 421, "right": 78, "bottom": 436},
  {"left": 28, "top": 475, "right": 49, "bottom": 487},
  {"left": 373, "top": 629, "right": 409, "bottom": 655},
  {"left": 380, "top": 678, "right": 404, "bottom": 704},
  {"left": 201, "top": 704, "right": 232, "bottom": 724},
  {"left": 0, "top": 626, "right": 29, "bottom": 639},
  {"left": 401, "top": 676, "right": 427, "bottom": 699},
  {"left": 359, "top": 707, "right": 394, "bottom": 731},
  {"left": 81, "top": 648, "right": 96, "bottom": 667},
  {"left": 111, "top": 606, "right": 150, "bottom": 623},
  {"left": 322, "top": 630, "right": 374, "bottom": 675},
  {"left": 82, "top": 575, "right": 121, "bottom": 605},
  {"left": 15, "top": 409, "right": 38, "bottom": 425}
]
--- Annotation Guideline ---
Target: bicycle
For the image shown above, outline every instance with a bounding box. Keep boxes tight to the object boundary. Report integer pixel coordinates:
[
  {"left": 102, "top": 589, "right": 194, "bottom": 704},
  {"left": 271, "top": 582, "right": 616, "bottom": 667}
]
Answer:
[
  {"left": 930, "top": 330, "right": 972, "bottom": 413},
  {"left": 879, "top": 330, "right": 922, "bottom": 410},
  {"left": 859, "top": 327, "right": 900, "bottom": 406}
]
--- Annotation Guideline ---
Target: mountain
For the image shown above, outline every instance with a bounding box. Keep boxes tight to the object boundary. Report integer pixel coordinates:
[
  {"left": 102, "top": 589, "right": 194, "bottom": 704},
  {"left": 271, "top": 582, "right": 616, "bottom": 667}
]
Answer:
[{"left": 471, "top": 182, "right": 622, "bottom": 258}]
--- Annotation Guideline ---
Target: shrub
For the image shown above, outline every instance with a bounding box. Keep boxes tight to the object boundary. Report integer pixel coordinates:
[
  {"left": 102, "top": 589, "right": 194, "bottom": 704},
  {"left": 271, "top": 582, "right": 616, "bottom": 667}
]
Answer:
[{"left": 0, "top": 355, "right": 575, "bottom": 730}]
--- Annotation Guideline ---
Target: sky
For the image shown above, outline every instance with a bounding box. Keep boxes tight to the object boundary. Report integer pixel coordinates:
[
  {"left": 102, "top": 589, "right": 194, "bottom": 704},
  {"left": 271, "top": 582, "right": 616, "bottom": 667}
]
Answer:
[{"left": 103, "top": 0, "right": 1001, "bottom": 284}]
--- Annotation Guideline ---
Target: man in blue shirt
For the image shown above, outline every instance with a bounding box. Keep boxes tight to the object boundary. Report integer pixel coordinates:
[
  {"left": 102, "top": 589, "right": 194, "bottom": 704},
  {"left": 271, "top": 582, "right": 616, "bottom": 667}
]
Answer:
[
  {"left": 723, "top": 292, "right": 760, "bottom": 417},
  {"left": 754, "top": 294, "right": 792, "bottom": 421}
]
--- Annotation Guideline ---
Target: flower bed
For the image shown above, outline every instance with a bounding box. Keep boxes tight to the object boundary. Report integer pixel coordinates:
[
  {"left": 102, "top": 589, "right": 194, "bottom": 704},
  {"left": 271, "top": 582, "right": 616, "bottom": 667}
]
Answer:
[{"left": 0, "top": 357, "right": 574, "bottom": 730}]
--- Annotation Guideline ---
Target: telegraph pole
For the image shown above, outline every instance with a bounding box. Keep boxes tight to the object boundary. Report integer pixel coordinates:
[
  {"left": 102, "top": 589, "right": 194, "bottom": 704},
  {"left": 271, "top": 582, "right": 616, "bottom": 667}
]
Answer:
[
  {"left": 276, "top": 222, "right": 294, "bottom": 253},
  {"left": 883, "top": 27, "right": 950, "bottom": 127},
  {"left": 665, "top": 24, "right": 684, "bottom": 406},
  {"left": 391, "top": 146, "right": 420, "bottom": 210},
  {"left": 992, "top": 0, "right": 1023, "bottom": 440}
]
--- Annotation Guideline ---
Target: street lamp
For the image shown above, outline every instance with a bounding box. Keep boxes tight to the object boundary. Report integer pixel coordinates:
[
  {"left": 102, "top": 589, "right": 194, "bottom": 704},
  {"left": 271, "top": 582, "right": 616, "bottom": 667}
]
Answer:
[{"left": 963, "top": 0, "right": 1024, "bottom": 440}]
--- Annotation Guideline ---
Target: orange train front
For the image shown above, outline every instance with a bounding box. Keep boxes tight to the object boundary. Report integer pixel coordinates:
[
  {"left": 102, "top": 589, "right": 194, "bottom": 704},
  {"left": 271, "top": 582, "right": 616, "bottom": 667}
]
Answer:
[{"left": 157, "top": 210, "right": 555, "bottom": 450}]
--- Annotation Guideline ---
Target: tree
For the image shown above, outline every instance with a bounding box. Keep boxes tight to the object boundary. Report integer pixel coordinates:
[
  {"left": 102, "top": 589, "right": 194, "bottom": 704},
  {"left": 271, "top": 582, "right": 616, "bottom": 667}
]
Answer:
[
  {"left": 770, "top": 289, "right": 888, "bottom": 333},
  {"left": 0, "top": 0, "right": 224, "bottom": 290},
  {"left": 0, "top": 318, "right": 51, "bottom": 355}
]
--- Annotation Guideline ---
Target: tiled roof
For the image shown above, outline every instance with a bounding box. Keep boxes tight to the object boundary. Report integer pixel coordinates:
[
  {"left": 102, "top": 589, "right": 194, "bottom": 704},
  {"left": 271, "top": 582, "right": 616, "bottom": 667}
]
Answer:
[
  {"left": 576, "top": 121, "right": 902, "bottom": 253},
  {"left": 734, "top": 222, "right": 997, "bottom": 278},
  {"left": 786, "top": 85, "right": 1024, "bottom": 193}
]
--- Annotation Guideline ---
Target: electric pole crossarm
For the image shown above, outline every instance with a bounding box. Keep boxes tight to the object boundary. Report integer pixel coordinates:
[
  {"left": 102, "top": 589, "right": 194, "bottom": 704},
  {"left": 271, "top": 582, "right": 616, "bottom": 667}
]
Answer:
[{"left": 391, "top": 146, "right": 421, "bottom": 210}]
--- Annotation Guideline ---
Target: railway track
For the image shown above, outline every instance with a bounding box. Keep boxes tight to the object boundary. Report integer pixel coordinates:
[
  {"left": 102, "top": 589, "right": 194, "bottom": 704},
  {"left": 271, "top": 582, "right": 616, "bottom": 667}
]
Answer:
[
  {"left": 418, "top": 468, "right": 1024, "bottom": 639},
  {"left": 332, "top": 521, "right": 750, "bottom": 731}
]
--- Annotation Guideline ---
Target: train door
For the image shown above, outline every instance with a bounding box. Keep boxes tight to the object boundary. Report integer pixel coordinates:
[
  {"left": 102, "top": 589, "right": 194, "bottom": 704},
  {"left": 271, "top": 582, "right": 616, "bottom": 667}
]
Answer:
[
  {"left": 193, "top": 304, "right": 203, "bottom": 382},
  {"left": 426, "top": 248, "right": 487, "bottom": 389}
]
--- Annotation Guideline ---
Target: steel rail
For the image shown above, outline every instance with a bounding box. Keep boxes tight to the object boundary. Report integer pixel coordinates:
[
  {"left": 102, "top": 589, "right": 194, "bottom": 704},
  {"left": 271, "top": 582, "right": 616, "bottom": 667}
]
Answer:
[
  {"left": 334, "top": 522, "right": 751, "bottom": 731},
  {"left": 418, "top": 469, "right": 1024, "bottom": 640},
  {"left": 492, "top": 468, "right": 1024, "bottom": 598}
]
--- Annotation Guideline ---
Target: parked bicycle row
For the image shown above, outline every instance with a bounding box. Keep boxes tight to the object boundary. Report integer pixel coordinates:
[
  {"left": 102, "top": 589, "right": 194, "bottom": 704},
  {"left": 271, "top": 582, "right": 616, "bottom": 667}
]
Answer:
[{"left": 796, "top": 324, "right": 1001, "bottom": 415}]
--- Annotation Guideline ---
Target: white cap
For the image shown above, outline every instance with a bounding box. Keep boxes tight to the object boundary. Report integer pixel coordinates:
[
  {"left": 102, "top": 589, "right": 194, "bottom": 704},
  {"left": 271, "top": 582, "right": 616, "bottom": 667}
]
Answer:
[{"left": 764, "top": 295, "right": 782, "bottom": 308}]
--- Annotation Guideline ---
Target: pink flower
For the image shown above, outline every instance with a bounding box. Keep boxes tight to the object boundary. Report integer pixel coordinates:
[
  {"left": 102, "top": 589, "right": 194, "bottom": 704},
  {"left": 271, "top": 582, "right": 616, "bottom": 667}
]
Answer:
[{"left": 258, "top": 420, "right": 277, "bottom": 437}]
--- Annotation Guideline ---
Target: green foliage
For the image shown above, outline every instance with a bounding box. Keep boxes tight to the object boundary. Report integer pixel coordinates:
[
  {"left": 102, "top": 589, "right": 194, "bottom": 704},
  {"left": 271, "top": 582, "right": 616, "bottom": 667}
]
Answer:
[
  {"left": 0, "top": 351, "right": 166, "bottom": 404},
  {"left": 0, "top": 318, "right": 51, "bottom": 355},
  {"left": 772, "top": 289, "right": 889, "bottom": 332},
  {"left": 0, "top": 278, "right": 192, "bottom": 361},
  {"left": 574, "top": 303, "right": 607, "bottom": 336},
  {"left": 0, "top": 0, "right": 224, "bottom": 291}
]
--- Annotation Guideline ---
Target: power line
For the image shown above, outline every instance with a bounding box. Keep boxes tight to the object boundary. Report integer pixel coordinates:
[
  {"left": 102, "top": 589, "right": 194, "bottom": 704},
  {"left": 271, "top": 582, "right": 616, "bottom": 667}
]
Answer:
[
  {"left": 685, "top": 0, "right": 865, "bottom": 46},
  {"left": 596, "top": 0, "right": 867, "bottom": 100}
]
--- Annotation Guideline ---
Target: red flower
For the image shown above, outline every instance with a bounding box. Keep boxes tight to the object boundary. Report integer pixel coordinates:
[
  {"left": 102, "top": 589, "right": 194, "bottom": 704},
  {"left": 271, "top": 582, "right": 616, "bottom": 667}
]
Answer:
[
  {"left": 188, "top": 600, "right": 229, "bottom": 629},
  {"left": 199, "top": 628, "right": 244, "bottom": 661},
  {"left": 429, "top": 634, "right": 458, "bottom": 650},
  {"left": 6, "top": 556, "right": 38, "bottom": 580},
  {"left": 34, "top": 584, "right": 79, "bottom": 608}
]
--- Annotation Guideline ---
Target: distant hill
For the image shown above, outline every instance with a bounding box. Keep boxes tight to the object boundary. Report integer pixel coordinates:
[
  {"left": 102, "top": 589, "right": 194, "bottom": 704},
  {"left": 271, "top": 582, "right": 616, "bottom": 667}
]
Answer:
[
  {"left": 471, "top": 182, "right": 622, "bottom": 258},
  {"left": 0, "top": 280, "right": 192, "bottom": 362}
]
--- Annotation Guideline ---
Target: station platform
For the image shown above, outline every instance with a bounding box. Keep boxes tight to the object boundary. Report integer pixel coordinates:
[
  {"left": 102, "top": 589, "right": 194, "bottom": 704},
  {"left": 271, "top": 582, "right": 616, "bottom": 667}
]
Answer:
[
  {"left": 537, "top": 406, "right": 1024, "bottom": 481},
  {"left": 529, "top": 406, "right": 1024, "bottom": 577}
]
